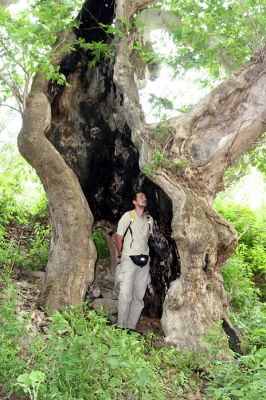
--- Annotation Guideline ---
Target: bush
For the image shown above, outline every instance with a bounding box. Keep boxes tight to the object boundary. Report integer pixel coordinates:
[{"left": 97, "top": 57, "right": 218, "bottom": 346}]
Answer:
[
  {"left": 0, "top": 143, "right": 49, "bottom": 272},
  {"left": 221, "top": 244, "right": 260, "bottom": 310},
  {"left": 0, "top": 269, "right": 265, "bottom": 400},
  {"left": 92, "top": 228, "right": 109, "bottom": 259},
  {"left": 0, "top": 271, "right": 29, "bottom": 392},
  {"left": 0, "top": 278, "right": 199, "bottom": 400},
  {"left": 204, "top": 347, "right": 266, "bottom": 400},
  {"left": 0, "top": 220, "right": 50, "bottom": 271},
  {"left": 215, "top": 200, "right": 266, "bottom": 298}
]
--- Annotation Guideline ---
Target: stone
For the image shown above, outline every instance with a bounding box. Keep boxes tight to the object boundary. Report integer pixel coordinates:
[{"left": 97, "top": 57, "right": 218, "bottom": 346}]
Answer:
[{"left": 92, "top": 298, "right": 117, "bottom": 312}]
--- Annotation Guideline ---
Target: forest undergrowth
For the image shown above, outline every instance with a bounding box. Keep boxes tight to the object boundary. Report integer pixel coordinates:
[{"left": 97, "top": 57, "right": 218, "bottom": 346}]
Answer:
[{"left": 0, "top": 150, "right": 265, "bottom": 400}]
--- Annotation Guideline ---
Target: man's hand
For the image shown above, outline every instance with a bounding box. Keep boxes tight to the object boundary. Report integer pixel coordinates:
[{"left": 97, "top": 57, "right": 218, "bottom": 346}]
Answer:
[{"left": 115, "top": 234, "right": 123, "bottom": 257}]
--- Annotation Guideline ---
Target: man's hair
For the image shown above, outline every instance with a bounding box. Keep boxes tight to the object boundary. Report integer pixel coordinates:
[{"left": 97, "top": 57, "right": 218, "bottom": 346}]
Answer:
[{"left": 133, "top": 191, "right": 146, "bottom": 201}]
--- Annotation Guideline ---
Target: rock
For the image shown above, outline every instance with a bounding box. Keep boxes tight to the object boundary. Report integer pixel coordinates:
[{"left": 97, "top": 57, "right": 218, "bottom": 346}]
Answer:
[
  {"left": 91, "top": 286, "right": 102, "bottom": 298},
  {"left": 101, "top": 289, "right": 117, "bottom": 300},
  {"left": 16, "top": 280, "right": 33, "bottom": 289},
  {"left": 92, "top": 298, "right": 117, "bottom": 312},
  {"left": 20, "top": 270, "right": 45, "bottom": 285}
]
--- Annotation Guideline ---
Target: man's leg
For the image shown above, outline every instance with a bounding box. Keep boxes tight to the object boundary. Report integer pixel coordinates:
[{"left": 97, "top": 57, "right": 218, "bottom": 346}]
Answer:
[
  {"left": 126, "top": 261, "right": 150, "bottom": 330},
  {"left": 117, "top": 256, "right": 137, "bottom": 328}
]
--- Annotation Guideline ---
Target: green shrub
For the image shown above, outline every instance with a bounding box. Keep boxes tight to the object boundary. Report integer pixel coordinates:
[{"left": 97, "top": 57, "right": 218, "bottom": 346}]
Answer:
[
  {"left": 143, "top": 150, "right": 166, "bottom": 175},
  {"left": 92, "top": 228, "right": 109, "bottom": 259},
  {"left": 0, "top": 271, "right": 265, "bottom": 400},
  {"left": 0, "top": 142, "right": 49, "bottom": 272},
  {"left": 215, "top": 201, "right": 266, "bottom": 297},
  {"left": 203, "top": 347, "right": 266, "bottom": 400},
  {"left": 231, "top": 302, "right": 266, "bottom": 351},
  {"left": 0, "top": 220, "right": 50, "bottom": 271},
  {"left": 0, "top": 273, "right": 29, "bottom": 392},
  {"left": 28, "top": 307, "right": 167, "bottom": 399},
  {"left": 221, "top": 244, "right": 260, "bottom": 310},
  {"left": 0, "top": 276, "right": 199, "bottom": 400}
]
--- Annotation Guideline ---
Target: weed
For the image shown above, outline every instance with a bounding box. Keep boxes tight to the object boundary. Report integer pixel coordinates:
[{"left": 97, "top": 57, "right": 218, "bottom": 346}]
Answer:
[{"left": 143, "top": 150, "right": 166, "bottom": 175}]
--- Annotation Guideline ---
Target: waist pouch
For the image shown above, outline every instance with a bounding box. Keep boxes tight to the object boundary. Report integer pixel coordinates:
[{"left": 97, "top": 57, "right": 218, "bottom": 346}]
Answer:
[{"left": 130, "top": 254, "right": 149, "bottom": 267}]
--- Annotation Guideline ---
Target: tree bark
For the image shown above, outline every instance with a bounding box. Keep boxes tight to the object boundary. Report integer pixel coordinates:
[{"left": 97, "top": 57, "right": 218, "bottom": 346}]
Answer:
[
  {"left": 113, "top": 1, "right": 266, "bottom": 349},
  {"left": 18, "top": 39, "right": 97, "bottom": 309},
  {"left": 18, "top": 0, "right": 266, "bottom": 350}
]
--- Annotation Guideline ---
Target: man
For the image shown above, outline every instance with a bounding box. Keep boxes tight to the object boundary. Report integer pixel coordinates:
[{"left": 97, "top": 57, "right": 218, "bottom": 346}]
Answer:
[{"left": 115, "top": 192, "right": 154, "bottom": 330}]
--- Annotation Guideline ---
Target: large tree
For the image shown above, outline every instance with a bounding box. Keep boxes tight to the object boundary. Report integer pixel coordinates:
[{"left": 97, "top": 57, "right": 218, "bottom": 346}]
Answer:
[{"left": 16, "top": 0, "right": 266, "bottom": 350}]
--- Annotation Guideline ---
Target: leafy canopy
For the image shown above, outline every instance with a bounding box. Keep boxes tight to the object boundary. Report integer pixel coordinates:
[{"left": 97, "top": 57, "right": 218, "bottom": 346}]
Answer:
[
  {"left": 155, "top": 0, "right": 266, "bottom": 79},
  {"left": 0, "top": 0, "right": 265, "bottom": 181},
  {"left": 0, "top": 0, "right": 83, "bottom": 112}
]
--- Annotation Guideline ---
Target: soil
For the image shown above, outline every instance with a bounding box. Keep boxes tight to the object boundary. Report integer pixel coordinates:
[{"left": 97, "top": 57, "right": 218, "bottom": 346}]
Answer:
[{"left": 0, "top": 384, "right": 28, "bottom": 400}]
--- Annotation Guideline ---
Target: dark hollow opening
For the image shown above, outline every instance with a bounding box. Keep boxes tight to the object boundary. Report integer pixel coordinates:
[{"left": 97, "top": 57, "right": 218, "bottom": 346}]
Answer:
[
  {"left": 83, "top": 123, "right": 181, "bottom": 318},
  {"left": 47, "top": 0, "right": 181, "bottom": 320}
]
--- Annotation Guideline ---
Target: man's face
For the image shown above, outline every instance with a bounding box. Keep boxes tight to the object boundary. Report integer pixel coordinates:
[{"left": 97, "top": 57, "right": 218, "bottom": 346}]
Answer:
[{"left": 133, "top": 192, "right": 147, "bottom": 208}]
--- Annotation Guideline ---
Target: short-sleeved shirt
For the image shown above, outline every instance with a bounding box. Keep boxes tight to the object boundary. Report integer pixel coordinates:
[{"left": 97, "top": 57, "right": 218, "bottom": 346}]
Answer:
[{"left": 117, "top": 210, "right": 153, "bottom": 256}]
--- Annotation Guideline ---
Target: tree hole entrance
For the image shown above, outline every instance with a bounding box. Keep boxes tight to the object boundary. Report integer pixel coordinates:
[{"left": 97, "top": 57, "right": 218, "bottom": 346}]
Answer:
[
  {"left": 87, "top": 215, "right": 180, "bottom": 334},
  {"left": 82, "top": 124, "right": 181, "bottom": 329}
]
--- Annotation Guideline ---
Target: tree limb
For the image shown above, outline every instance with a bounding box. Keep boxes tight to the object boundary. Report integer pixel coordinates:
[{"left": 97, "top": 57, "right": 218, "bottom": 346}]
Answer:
[
  {"left": 0, "top": 71, "right": 23, "bottom": 114},
  {"left": 161, "top": 47, "right": 266, "bottom": 194},
  {"left": 125, "top": 0, "right": 158, "bottom": 20},
  {"left": 0, "top": 103, "right": 21, "bottom": 114}
]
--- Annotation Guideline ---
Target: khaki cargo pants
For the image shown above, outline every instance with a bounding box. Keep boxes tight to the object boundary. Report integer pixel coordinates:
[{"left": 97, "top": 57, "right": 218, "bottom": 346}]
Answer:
[{"left": 116, "top": 255, "right": 150, "bottom": 329}]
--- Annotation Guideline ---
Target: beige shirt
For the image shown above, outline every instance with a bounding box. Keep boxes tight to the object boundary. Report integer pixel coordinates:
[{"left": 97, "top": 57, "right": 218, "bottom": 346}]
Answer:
[{"left": 117, "top": 210, "right": 153, "bottom": 256}]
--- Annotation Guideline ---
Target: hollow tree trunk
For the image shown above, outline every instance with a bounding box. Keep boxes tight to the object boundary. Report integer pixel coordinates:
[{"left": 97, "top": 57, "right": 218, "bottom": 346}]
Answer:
[{"left": 18, "top": 0, "right": 266, "bottom": 350}]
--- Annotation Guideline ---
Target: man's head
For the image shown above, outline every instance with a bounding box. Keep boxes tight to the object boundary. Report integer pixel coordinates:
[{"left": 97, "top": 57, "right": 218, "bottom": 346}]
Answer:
[{"left": 133, "top": 192, "right": 147, "bottom": 209}]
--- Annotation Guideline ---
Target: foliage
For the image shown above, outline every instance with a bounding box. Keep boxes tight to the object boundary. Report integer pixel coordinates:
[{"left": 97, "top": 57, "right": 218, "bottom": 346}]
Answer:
[
  {"left": 0, "top": 260, "right": 265, "bottom": 400},
  {"left": 215, "top": 200, "right": 266, "bottom": 290},
  {"left": 182, "top": 322, "right": 266, "bottom": 399},
  {"left": 133, "top": 39, "right": 161, "bottom": 65},
  {"left": 221, "top": 245, "right": 261, "bottom": 309},
  {"left": 0, "top": 0, "right": 83, "bottom": 111},
  {"left": 153, "top": 115, "right": 170, "bottom": 140},
  {"left": 0, "top": 271, "right": 29, "bottom": 392},
  {"left": 16, "top": 371, "right": 46, "bottom": 400},
  {"left": 0, "top": 220, "right": 50, "bottom": 272},
  {"left": 148, "top": 94, "right": 175, "bottom": 118},
  {"left": 0, "top": 145, "right": 45, "bottom": 215},
  {"left": 214, "top": 200, "right": 266, "bottom": 353},
  {"left": 76, "top": 38, "right": 114, "bottom": 67},
  {"left": 92, "top": 228, "right": 109, "bottom": 259},
  {"left": 98, "top": 22, "right": 124, "bottom": 39},
  {"left": 0, "top": 142, "right": 49, "bottom": 272},
  {"left": 155, "top": 0, "right": 266, "bottom": 79},
  {"left": 142, "top": 148, "right": 188, "bottom": 175},
  {"left": 143, "top": 149, "right": 166, "bottom": 175},
  {"left": 0, "top": 144, "right": 28, "bottom": 224},
  {"left": 173, "top": 158, "right": 188, "bottom": 169},
  {"left": 0, "top": 279, "right": 198, "bottom": 399},
  {"left": 203, "top": 347, "right": 266, "bottom": 399},
  {"left": 0, "top": 142, "right": 46, "bottom": 216},
  {"left": 29, "top": 308, "right": 168, "bottom": 399}
]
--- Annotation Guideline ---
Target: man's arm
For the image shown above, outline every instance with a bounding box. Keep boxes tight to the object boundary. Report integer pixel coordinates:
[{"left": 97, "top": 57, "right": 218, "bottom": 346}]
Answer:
[
  {"left": 116, "top": 211, "right": 130, "bottom": 258},
  {"left": 115, "top": 234, "right": 123, "bottom": 258}
]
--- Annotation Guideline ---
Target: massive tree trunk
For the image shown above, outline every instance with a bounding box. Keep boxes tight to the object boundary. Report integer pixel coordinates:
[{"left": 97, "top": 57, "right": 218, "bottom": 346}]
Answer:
[
  {"left": 18, "top": 0, "right": 266, "bottom": 350},
  {"left": 17, "top": 34, "right": 97, "bottom": 309}
]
